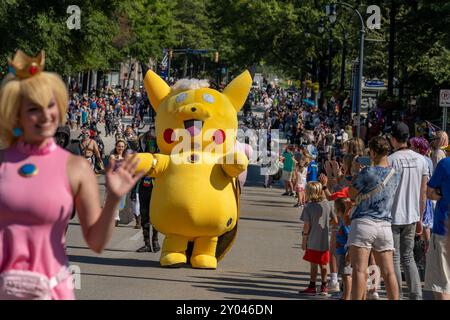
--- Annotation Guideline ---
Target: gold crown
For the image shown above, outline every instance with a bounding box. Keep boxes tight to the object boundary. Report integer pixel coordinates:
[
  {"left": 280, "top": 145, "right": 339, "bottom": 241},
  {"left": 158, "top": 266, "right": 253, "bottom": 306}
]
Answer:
[{"left": 8, "top": 50, "right": 45, "bottom": 79}]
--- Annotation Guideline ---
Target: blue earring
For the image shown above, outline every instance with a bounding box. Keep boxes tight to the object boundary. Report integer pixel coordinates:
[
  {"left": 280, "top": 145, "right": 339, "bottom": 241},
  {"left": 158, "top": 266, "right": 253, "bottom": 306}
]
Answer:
[
  {"left": 12, "top": 127, "right": 22, "bottom": 137},
  {"left": 8, "top": 65, "right": 16, "bottom": 76}
]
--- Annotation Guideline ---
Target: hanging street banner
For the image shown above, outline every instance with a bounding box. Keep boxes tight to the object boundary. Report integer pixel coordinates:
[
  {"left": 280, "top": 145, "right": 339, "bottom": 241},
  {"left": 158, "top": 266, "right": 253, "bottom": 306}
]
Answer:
[{"left": 160, "top": 48, "right": 169, "bottom": 80}]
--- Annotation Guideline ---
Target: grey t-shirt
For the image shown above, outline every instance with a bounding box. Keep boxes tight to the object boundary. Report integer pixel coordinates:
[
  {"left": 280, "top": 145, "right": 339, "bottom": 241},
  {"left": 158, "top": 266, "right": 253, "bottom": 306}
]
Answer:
[{"left": 301, "top": 201, "right": 336, "bottom": 251}]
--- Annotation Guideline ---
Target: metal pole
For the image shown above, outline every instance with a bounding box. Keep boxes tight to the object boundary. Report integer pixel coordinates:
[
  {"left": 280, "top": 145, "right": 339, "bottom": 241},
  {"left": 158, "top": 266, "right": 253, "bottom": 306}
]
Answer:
[
  {"left": 356, "top": 28, "right": 365, "bottom": 139},
  {"left": 337, "top": 1, "right": 366, "bottom": 139},
  {"left": 446, "top": 108, "right": 447, "bottom": 132},
  {"left": 443, "top": 107, "right": 448, "bottom": 132}
]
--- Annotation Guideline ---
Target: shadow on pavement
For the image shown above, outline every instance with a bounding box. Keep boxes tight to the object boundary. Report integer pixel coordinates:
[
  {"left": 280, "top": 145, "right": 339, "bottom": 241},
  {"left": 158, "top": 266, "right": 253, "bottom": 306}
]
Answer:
[
  {"left": 262, "top": 270, "right": 311, "bottom": 277},
  {"left": 190, "top": 271, "right": 321, "bottom": 300},
  {"left": 192, "top": 284, "right": 300, "bottom": 299},
  {"left": 79, "top": 272, "right": 199, "bottom": 284},
  {"left": 246, "top": 202, "right": 295, "bottom": 208},
  {"left": 240, "top": 216, "right": 299, "bottom": 224},
  {"left": 67, "top": 245, "right": 142, "bottom": 253},
  {"left": 68, "top": 254, "right": 161, "bottom": 268}
]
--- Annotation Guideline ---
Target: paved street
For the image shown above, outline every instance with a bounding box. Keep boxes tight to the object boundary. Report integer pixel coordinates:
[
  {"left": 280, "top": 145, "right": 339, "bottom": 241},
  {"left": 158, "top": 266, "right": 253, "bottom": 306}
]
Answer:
[
  {"left": 66, "top": 121, "right": 319, "bottom": 300},
  {"left": 67, "top": 184, "right": 313, "bottom": 300},
  {"left": 2, "top": 1, "right": 446, "bottom": 303},
  {"left": 65, "top": 120, "right": 394, "bottom": 300}
]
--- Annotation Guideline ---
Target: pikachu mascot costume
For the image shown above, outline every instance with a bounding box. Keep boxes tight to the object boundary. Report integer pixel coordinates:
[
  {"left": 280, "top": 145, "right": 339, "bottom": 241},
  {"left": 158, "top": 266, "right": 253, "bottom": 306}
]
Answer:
[{"left": 134, "top": 66, "right": 252, "bottom": 269}]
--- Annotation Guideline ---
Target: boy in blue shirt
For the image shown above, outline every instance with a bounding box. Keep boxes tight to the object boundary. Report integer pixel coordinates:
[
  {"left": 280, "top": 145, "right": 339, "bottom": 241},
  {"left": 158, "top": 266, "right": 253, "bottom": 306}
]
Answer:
[
  {"left": 334, "top": 197, "right": 352, "bottom": 300},
  {"left": 306, "top": 156, "right": 318, "bottom": 182}
]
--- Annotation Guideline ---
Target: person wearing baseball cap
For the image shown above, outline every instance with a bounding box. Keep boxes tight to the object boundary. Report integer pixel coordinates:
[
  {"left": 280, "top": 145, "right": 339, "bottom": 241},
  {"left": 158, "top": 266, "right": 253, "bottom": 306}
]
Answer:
[
  {"left": 388, "top": 121, "right": 410, "bottom": 142},
  {"left": 387, "top": 121, "right": 429, "bottom": 300}
]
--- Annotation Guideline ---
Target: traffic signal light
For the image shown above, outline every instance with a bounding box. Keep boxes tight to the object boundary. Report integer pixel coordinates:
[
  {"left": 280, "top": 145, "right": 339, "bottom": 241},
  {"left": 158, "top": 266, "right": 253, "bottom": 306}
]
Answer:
[
  {"left": 214, "top": 51, "right": 219, "bottom": 63},
  {"left": 169, "top": 49, "right": 173, "bottom": 60}
]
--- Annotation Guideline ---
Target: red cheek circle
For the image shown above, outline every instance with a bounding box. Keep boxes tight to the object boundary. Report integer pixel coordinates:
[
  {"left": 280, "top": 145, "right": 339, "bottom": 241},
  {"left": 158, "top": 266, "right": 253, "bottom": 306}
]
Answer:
[
  {"left": 212, "top": 129, "right": 226, "bottom": 144},
  {"left": 164, "top": 129, "right": 175, "bottom": 143}
]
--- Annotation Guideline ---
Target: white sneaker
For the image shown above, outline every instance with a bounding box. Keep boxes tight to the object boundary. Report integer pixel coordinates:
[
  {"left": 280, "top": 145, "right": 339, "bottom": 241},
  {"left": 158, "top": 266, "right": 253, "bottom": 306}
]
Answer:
[
  {"left": 366, "top": 291, "right": 380, "bottom": 300},
  {"left": 328, "top": 280, "right": 340, "bottom": 293}
]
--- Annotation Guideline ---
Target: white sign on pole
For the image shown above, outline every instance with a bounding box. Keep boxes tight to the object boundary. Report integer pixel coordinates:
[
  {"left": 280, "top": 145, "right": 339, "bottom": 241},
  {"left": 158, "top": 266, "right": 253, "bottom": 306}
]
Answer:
[{"left": 440, "top": 89, "right": 450, "bottom": 107}]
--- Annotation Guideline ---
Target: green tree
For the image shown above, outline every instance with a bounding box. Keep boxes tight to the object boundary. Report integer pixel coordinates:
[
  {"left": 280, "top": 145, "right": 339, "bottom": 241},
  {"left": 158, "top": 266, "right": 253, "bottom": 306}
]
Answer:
[{"left": 118, "top": 0, "right": 178, "bottom": 63}]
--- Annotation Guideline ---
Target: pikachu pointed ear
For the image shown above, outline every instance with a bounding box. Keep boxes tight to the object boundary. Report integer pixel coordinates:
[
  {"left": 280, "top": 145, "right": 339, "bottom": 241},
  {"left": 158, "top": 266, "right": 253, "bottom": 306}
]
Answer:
[
  {"left": 142, "top": 69, "right": 171, "bottom": 112},
  {"left": 222, "top": 70, "right": 252, "bottom": 112}
]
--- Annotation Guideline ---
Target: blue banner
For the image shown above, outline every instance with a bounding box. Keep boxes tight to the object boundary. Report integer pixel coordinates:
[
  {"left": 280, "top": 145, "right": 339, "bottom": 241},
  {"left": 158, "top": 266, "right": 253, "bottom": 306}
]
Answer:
[{"left": 160, "top": 49, "right": 169, "bottom": 80}]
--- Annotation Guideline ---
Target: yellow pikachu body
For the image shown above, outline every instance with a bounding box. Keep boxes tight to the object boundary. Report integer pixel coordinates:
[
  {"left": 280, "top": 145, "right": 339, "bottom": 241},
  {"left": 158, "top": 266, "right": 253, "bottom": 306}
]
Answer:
[{"left": 135, "top": 70, "right": 252, "bottom": 269}]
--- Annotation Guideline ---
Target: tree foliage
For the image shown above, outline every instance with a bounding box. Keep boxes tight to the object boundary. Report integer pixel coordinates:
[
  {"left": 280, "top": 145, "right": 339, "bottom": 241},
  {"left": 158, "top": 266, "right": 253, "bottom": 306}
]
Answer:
[{"left": 0, "top": 0, "right": 448, "bottom": 98}]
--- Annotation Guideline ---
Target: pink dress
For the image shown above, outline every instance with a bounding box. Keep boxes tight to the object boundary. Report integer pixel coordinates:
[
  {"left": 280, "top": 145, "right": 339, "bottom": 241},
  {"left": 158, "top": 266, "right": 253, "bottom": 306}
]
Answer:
[{"left": 0, "top": 140, "right": 75, "bottom": 299}]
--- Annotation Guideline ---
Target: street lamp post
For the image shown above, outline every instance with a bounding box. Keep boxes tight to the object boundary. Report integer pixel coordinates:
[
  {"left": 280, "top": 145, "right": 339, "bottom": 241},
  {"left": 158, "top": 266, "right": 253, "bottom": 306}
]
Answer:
[
  {"left": 339, "top": 26, "right": 348, "bottom": 92},
  {"left": 327, "top": 1, "right": 365, "bottom": 139}
]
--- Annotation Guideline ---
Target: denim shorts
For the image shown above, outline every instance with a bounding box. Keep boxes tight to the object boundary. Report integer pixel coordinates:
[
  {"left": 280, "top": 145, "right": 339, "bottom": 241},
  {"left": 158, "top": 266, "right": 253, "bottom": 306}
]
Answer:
[{"left": 348, "top": 218, "right": 395, "bottom": 252}]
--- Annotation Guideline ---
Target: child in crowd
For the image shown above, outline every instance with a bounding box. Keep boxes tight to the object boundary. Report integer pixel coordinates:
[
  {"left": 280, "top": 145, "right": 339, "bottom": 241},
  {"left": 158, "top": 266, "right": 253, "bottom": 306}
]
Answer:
[
  {"left": 281, "top": 145, "right": 297, "bottom": 196},
  {"left": 334, "top": 197, "right": 352, "bottom": 300},
  {"left": 306, "top": 153, "right": 318, "bottom": 183},
  {"left": 293, "top": 160, "right": 307, "bottom": 207},
  {"left": 299, "top": 182, "right": 338, "bottom": 296}
]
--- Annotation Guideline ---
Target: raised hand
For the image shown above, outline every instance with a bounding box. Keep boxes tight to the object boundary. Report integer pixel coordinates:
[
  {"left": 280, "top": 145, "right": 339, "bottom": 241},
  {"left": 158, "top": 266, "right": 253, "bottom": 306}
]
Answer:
[
  {"left": 105, "top": 154, "right": 145, "bottom": 200},
  {"left": 324, "top": 160, "right": 333, "bottom": 177},
  {"left": 331, "top": 160, "right": 340, "bottom": 178}
]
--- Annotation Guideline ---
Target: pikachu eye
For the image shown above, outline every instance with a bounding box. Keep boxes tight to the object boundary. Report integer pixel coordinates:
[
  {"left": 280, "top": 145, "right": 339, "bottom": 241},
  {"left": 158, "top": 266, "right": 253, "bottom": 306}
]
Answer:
[
  {"left": 203, "top": 93, "right": 215, "bottom": 104},
  {"left": 176, "top": 93, "right": 188, "bottom": 103}
]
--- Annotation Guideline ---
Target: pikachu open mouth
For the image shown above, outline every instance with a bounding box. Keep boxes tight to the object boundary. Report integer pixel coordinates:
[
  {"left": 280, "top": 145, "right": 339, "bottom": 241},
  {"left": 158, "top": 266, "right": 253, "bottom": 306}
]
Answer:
[{"left": 183, "top": 119, "right": 204, "bottom": 137}]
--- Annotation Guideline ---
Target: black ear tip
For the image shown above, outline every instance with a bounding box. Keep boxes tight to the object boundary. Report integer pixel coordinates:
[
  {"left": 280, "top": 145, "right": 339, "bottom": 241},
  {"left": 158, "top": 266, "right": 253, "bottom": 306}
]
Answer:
[{"left": 141, "top": 63, "right": 149, "bottom": 76}]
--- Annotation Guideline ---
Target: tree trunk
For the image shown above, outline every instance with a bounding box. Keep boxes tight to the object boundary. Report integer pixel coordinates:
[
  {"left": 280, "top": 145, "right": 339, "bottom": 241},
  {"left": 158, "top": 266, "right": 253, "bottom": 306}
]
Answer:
[
  {"left": 87, "top": 70, "right": 91, "bottom": 96},
  {"left": 97, "top": 70, "right": 104, "bottom": 91},
  {"left": 387, "top": 0, "right": 396, "bottom": 97},
  {"left": 82, "top": 71, "right": 89, "bottom": 95}
]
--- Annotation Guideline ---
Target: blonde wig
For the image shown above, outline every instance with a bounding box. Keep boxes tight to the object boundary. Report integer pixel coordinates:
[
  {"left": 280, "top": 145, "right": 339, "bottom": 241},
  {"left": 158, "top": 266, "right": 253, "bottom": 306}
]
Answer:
[
  {"left": 432, "top": 131, "right": 448, "bottom": 149},
  {"left": 0, "top": 71, "right": 68, "bottom": 147},
  {"left": 306, "top": 181, "right": 325, "bottom": 202},
  {"left": 171, "top": 78, "right": 210, "bottom": 95}
]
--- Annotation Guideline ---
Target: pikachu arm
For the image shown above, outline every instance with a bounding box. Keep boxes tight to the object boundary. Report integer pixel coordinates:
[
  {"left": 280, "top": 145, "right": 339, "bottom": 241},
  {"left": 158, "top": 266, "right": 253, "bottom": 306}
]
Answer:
[
  {"left": 221, "top": 152, "right": 249, "bottom": 178},
  {"left": 134, "top": 153, "right": 170, "bottom": 178}
]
